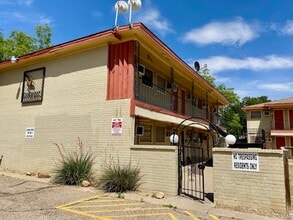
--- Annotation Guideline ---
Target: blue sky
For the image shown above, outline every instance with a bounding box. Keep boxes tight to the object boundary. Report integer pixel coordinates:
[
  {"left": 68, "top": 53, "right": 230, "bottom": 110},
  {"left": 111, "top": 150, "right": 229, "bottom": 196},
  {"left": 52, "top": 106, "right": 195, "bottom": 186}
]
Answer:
[{"left": 1, "top": 0, "right": 293, "bottom": 101}]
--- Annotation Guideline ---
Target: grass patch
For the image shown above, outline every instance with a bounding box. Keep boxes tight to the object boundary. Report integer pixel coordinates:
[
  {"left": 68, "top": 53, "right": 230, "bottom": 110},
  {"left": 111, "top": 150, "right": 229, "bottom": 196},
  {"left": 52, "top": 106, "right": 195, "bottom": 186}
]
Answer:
[{"left": 52, "top": 138, "right": 95, "bottom": 185}]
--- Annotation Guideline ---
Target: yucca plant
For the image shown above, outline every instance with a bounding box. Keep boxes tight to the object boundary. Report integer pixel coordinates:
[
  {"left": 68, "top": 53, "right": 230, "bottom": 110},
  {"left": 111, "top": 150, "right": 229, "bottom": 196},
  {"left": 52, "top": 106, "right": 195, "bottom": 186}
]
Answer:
[
  {"left": 53, "top": 138, "right": 95, "bottom": 185},
  {"left": 99, "top": 161, "right": 142, "bottom": 192}
]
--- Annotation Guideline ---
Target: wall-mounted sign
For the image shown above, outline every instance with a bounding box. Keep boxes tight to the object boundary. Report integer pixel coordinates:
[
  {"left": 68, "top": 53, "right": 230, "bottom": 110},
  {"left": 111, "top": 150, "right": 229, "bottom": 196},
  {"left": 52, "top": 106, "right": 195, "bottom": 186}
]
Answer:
[
  {"left": 232, "top": 152, "right": 259, "bottom": 172},
  {"left": 111, "top": 118, "right": 123, "bottom": 135},
  {"left": 21, "top": 67, "right": 45, "bottom": 103},
  {"left": 25, "top": 127, "right": 35, "bottom": 139}
]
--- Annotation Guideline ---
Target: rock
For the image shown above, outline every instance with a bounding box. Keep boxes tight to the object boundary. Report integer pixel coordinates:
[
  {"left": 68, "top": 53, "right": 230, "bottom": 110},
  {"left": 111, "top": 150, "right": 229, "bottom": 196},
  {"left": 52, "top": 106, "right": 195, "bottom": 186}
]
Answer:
[
  {"left": 26, "top": 172, "right": 32, "bottom": 176},
  {"left": 152, "top": 192, "right": 165, "bottom": 199},
  {"left": 37, "top": 172, "right": 51, "bottom": 178},
  {"left": 81, "top": 180, "right": 91, "bottom": 187}
]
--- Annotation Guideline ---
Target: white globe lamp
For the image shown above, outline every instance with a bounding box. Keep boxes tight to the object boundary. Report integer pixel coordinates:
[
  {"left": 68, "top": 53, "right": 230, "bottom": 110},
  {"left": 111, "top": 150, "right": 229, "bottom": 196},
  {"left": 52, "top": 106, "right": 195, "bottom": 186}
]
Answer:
[
  {"left": 170, "top": 133, "right": 179, "bottom": 144},
  {"left": 225, "top": 134, "right": 236, "bottom": 146}
]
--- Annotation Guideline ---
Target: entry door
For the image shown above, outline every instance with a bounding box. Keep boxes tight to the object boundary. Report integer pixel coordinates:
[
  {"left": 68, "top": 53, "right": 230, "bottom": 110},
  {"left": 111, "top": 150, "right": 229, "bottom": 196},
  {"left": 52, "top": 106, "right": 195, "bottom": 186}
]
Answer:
[
  {"left": 274, "top": 110, "right": 284, "bottom": 129},
  {"left": 181, "top": 89, "right": 185, "bottom": 115},
  {"left": 276, "top": 137, "right": 285, "bottom": 149},
  {"left": 289, "top": 110, "right": 293, "bottom": 129},
  {"left": 173, "top": 90, "right": 178, "bottom": 113}
]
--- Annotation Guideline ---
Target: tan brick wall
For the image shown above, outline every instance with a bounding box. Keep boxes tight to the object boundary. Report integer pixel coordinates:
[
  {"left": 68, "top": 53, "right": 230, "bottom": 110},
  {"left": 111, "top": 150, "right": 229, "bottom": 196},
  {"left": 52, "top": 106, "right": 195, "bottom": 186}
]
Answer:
[
  {"left": 0, "top": 46, "right": 179, "bottom": 196},
  {"left": 130, "top": 145, "right": 178, "bottom": 195},
  {"left": 0, "top": 46, "right": 134, "bottom": 174},
  {"left": 213, "top": 148, "right": 289, "bottom": 215}
]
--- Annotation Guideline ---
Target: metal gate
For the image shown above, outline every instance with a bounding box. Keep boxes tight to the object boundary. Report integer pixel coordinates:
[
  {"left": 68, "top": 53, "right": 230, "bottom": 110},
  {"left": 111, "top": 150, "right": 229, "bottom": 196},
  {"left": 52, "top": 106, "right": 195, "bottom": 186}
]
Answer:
[{"left": 178, "top": 129, "right": 206, "bottom": 200}]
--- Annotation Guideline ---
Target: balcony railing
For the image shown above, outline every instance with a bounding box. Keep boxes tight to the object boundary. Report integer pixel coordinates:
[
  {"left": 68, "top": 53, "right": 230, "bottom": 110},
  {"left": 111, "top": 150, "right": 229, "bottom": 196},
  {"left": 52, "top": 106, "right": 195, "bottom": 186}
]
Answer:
[
  {"left": 135, "top": 80, "right": 221, "bottom": 125},
  {"left": 271, "top": 119, "right": 293, "bottom": 130}
]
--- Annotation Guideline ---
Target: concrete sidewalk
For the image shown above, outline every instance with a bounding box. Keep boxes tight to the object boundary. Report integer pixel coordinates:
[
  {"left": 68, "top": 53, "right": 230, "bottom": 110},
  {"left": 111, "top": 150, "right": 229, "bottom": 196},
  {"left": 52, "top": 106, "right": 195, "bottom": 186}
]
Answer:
[{"left": 122, "top": 191, "right": 287, "bottom": 220}]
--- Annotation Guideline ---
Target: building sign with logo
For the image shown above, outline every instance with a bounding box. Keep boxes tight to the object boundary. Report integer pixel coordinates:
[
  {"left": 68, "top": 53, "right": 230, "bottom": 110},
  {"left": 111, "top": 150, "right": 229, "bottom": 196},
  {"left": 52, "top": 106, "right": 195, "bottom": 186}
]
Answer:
[
  {"left": 111, "top": 118, "right": 123, "bottom": 135},
  {"left": 21, "top": 67, "right": 45, "bottom": 103},
  {"left": 232, "top": 152, "right": 259, "bottom": 172}
]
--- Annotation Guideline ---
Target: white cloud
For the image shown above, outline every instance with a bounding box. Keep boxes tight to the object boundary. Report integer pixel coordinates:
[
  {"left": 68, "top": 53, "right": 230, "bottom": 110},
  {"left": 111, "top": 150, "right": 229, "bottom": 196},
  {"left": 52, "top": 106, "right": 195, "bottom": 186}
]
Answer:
[
  {"left": 18, "top": 0, "right": 33, "bottom": 6},
  {"left": 281, "top": 20, "right": 293, "bottom": 35},
  {"left": 136, "top": 4, "right": 174, "bottom": 36},
  {"left": 198, "top": 55, "right": 293, "bottom": 73},
  {"left": 182, "top": 18, "right": 258, "bottom": 46},
  {"left": 259, "top": 82, "right": 293, "bottom": 92},
  {"left": 39, "top": 16, "right": 52, "bottom": 25}
]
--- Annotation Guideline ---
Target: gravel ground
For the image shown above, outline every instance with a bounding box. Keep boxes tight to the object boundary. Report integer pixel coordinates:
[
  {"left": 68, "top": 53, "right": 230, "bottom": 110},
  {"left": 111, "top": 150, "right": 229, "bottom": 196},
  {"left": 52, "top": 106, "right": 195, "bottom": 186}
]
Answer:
[{"left": 0, "top": 173, "right": 99, "bottom": 220}]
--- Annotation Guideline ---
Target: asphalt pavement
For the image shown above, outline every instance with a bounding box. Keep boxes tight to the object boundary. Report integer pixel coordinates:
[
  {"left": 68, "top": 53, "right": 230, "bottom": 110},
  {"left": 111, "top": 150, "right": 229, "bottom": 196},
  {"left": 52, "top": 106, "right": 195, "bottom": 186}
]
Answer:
[{"left": 0, "top": 167, "right": 288, "bottom": 220}]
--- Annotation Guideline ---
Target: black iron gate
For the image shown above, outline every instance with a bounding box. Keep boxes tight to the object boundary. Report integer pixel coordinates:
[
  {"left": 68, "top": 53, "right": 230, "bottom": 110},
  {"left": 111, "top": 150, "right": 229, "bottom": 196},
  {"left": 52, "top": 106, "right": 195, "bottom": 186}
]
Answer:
[{"left": 178, "top": 129, "right": 206, "bottom": 200}]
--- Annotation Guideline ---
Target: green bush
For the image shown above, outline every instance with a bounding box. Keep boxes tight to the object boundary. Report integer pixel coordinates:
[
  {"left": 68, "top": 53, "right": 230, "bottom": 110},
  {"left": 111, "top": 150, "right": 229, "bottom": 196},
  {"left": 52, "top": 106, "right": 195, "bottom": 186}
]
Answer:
[
  {"left": 52, "top": 138, "right": 95, "bottom": 185},
  {"left": 99, "top": 161, "right": 142, "bottom": 192}
]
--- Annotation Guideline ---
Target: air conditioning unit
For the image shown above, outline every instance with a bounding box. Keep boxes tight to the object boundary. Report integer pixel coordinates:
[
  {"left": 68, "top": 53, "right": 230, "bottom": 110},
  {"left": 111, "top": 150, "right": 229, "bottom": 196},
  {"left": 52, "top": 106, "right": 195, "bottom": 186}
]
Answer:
[
  {"left": 172, "top": 83, "right": 178, "bottom": 92},
  {"left": 138, "top": 64, "right": 145, "bottom": 76},
  {"left": 136, "top": 126, "right": 144, "bottom": 136},
  {"left": 263, "top": 111, "right": 271, "bottom": 116}
]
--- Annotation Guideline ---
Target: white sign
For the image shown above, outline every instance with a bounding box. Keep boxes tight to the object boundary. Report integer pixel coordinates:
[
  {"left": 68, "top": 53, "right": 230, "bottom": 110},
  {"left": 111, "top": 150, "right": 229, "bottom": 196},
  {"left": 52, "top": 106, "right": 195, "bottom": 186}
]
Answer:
[
  {"left": 232, "top": 152, "right": 259, "bottom": 172},
  {"left": 25, "top": 127, "right": 35, "bottom": 139},
  {"left": 111, "top": 118, "right": 123, "bottom": 135}
]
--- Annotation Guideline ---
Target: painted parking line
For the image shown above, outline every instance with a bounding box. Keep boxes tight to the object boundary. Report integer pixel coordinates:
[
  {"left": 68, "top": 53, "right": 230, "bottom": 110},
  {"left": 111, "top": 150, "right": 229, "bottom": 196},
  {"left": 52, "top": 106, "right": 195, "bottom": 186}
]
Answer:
[
  {"left": 184, "top": 210, "right": 200, "bottom": 220},
  {"left": 209, "top": 214, "right": 221, "bottom": 220},
  {"left": 56, "top": 194, "right": 214, "bottom": 220}
]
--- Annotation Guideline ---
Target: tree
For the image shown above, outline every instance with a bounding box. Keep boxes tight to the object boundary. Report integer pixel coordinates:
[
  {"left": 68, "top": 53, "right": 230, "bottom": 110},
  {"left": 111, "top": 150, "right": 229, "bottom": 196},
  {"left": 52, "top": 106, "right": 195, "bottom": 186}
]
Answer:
[
  {"left": 35, "top": 24, "right": 52, "bottom": 50},
  {"left": 198, "top": 68, "right": 243, "bottom": 137},
  {"left": 241, "top": 96, "right": 271, "bottom": 106},
  {"left": 0, "top": 24, "right": 52, "bottom": 62}
]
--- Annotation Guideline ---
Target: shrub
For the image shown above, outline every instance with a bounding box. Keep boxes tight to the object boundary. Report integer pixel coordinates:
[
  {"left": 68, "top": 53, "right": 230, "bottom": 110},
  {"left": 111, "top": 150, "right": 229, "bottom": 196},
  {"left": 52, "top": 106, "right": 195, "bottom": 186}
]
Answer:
[
  {"left": 99, "top": 161, "right": 142, "bottom": 192},
  {"left": 53, "top": 138, "right": 95, "bottom": 185}
]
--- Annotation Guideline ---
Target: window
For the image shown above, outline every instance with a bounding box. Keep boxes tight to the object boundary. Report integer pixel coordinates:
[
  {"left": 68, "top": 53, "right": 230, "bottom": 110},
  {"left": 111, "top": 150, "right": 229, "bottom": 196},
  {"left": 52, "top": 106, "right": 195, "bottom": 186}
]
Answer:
[
  {"left": 21, "top": 67, "right": 45, "bottom": 103},
  {"left": 139, "top": 124, "right": 152, "bottom": 142},
  {"left": 251, "top": 111, "right": 261, "bottom": 119},
  {"left": 198, "top": 99, "right": 203, "bottom": 109},
  {"left": 156, "top": 75, "right": 165, "bottom": 93},
  {"left": 142, "top": 67, "right": 153, "bottom": 87},
  {"left": 155, "top": 126, "right": 165, "bottom": 142}
]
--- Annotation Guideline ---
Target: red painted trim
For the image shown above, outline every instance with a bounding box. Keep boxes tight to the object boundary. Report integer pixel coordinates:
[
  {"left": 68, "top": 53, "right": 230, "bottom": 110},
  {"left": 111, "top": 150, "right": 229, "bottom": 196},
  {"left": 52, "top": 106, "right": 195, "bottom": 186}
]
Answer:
[
  {"left": 130, "top": 99, "right": 210, "bottom": 126},
  {"left": 107, "top": 41, "right": 135, "bottom": 100}
]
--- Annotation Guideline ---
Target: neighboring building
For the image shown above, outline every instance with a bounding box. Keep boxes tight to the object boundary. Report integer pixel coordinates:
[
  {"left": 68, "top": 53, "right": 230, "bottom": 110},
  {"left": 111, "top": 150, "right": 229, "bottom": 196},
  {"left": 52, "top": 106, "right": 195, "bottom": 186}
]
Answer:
[
  {"left": 242, "top": 97, "right": 293, "bottom": 151},
  {"left": 0, "top": 23, "right": 229, "bottom": 194}
]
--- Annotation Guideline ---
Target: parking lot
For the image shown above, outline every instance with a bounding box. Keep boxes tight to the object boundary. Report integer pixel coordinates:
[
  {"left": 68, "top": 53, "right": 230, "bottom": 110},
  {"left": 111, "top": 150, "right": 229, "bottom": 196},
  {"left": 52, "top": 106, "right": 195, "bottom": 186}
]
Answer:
[
  {"left": 0, "top": 168, "right": 286, "bottom": 220},
  {"left": 0, "top": 172, "right": 213, "bottom": 220}
]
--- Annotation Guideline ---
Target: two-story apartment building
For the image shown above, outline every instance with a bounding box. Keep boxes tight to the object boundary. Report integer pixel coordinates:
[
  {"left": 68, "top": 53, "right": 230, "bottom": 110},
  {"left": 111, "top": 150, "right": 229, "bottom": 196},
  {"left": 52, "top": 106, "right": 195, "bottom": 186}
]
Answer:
[
  {"left": 0, "top": 23, "right": 229, "bottom": 194},
  {"left": 242, "top": 97, "right": 293, "bottom": 151}
]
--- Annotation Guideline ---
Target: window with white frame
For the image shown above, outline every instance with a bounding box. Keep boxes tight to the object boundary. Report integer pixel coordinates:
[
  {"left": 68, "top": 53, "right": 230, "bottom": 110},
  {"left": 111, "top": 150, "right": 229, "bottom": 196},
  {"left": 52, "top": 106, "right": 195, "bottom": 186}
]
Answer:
[
  {"left": 155, "top": 125, "right": 165, "bottom": 142},
  {"left": 138, "top": 123, "right": 152, "bottom": 143},
  {"left": 142, "top": 67, "right": 153, "bottom": 87},
  {"left": 251, "top": 111, "right": 261, "bottom": 119},
  {"left": 156, "top": 75, "right": 165, "bottom": 93}
]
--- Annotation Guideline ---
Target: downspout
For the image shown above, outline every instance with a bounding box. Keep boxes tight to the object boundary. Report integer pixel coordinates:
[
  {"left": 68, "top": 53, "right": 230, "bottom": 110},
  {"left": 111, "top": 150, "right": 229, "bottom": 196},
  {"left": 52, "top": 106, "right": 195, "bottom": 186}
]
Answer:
[
  {"left": 170, "top": 67, "right": 174, "bottom": 111},
  {"left": 134, "top": 41, "right": 140, "bottom": 99}
]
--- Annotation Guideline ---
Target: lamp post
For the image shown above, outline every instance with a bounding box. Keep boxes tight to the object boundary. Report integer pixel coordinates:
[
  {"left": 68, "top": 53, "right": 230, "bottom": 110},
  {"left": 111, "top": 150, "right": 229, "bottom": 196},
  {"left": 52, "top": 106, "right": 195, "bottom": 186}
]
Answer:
[
  {"left": 114, "top": 0, "right": 142, "bottom": 29},
  {"left": 169, "top": 116, "right": 236, "bottom": 147},
  {"left": 170, "top": 132, "right": 179, "bottom": 145},
  {"left": 225, "top": 134, "right": 237, "bottom": 146}
]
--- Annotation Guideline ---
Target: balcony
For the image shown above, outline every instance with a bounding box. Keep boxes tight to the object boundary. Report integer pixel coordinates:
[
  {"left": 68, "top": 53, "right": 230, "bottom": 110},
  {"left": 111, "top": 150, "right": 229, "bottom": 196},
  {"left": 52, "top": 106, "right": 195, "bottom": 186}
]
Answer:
[
  {"left": 271, "top": 119, "right": 293, "bottom": 130},
  {"left": 135, "top": 78, "right": 221, "bottom": 125}
]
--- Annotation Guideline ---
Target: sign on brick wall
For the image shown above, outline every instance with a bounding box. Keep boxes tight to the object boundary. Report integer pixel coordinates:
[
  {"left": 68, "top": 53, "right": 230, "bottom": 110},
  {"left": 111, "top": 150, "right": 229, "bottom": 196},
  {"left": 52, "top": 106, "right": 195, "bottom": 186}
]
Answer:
[
  {"left": 25, "top": 127, "right": 35, "bottom": 139},
  {"left": 232, "top": 152, "right": 259, "bottom": 172},
  {"left": 111, "top": 118, "right": 123, "bottom": 135}
]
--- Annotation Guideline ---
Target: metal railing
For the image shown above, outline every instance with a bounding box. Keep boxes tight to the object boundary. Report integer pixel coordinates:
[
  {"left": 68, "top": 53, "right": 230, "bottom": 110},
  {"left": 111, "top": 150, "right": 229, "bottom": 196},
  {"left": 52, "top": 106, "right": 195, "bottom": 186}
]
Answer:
[
  {"left": 135, "top": 80, "right": 221, "bottom": 125},
  {"left": 271, "top": 119, "right": 293, "bottom": 130}
]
